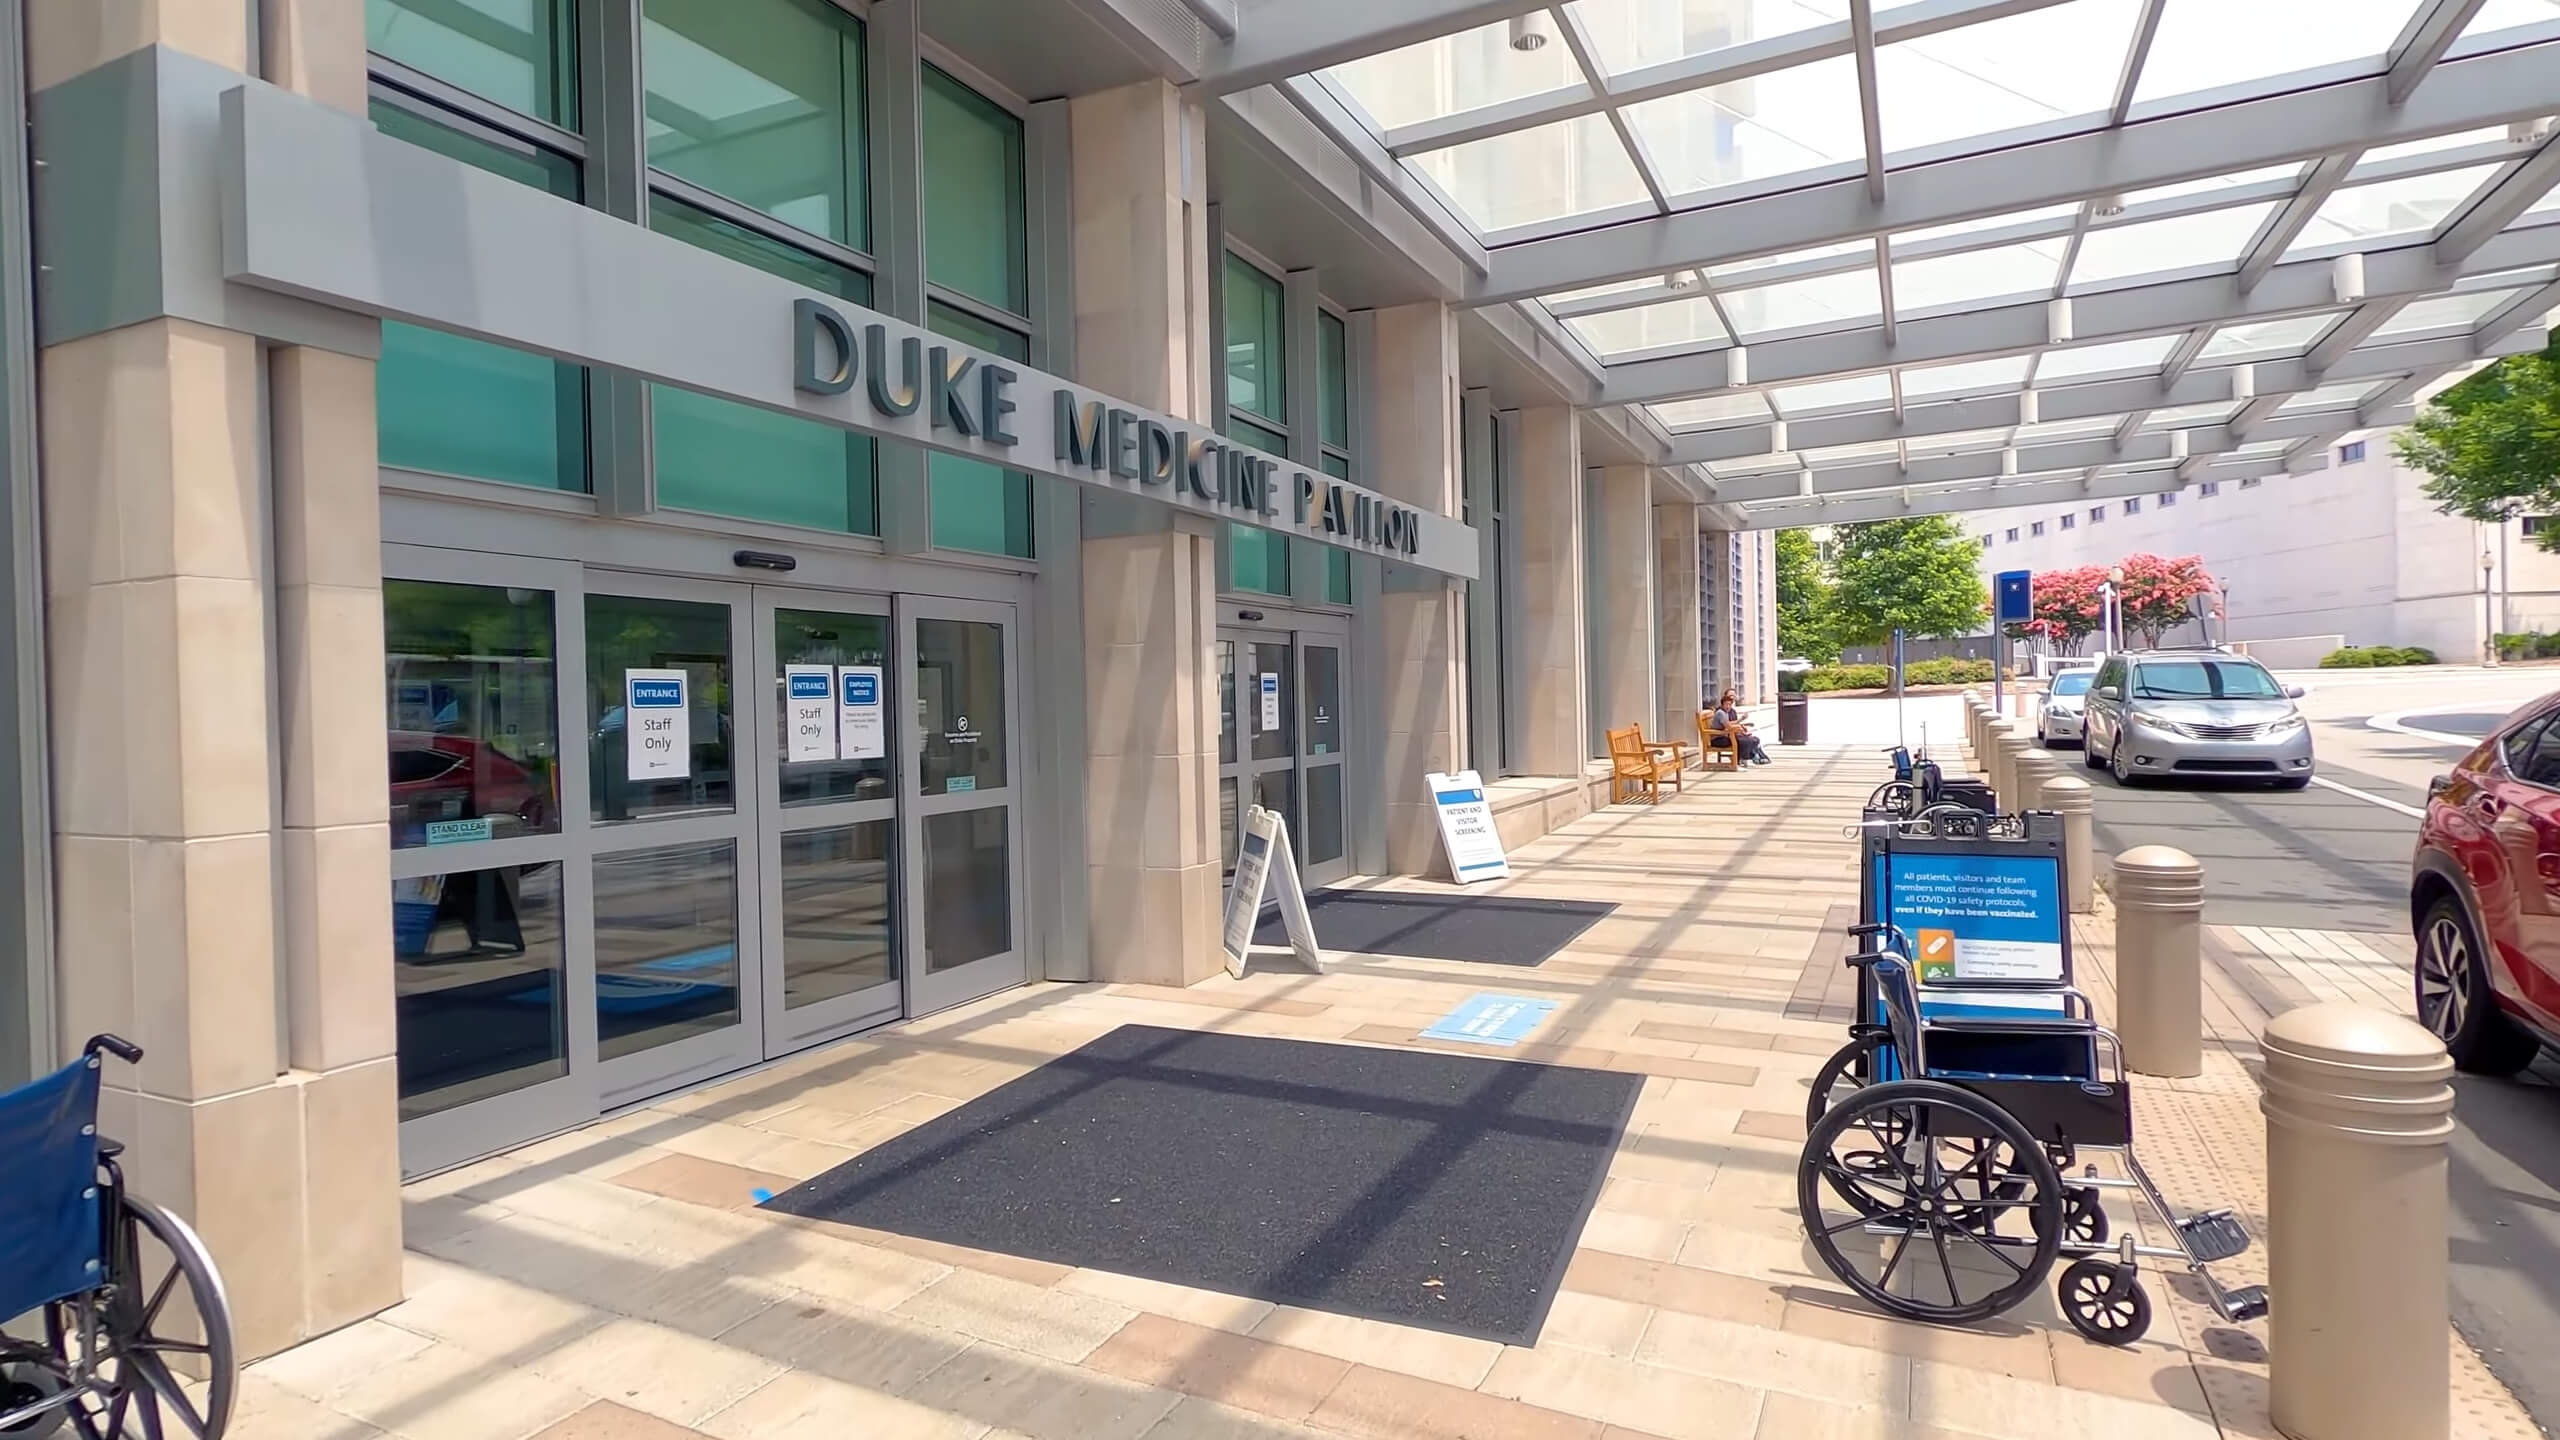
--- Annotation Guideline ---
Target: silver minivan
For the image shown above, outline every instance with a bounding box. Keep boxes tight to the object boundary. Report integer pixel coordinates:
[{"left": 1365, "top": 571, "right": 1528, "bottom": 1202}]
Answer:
[{"left": 2083, "top": 649, "right": 2313, "bottom": 788}]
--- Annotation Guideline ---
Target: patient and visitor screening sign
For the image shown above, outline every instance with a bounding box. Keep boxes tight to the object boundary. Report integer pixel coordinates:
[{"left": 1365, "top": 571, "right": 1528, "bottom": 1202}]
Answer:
[{"left": 1879, "top": 852, "right": 2065, "bottom": 982}]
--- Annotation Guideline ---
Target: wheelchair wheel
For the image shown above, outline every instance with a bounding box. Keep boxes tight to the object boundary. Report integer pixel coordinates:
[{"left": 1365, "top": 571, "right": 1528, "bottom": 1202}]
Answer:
[
  {"left": 1804, "top": 1033, "right": 1901, "bottom": 1216},
  {"left": 45, "top": 1196, "right": 235, "bottom": 1440},
  {"left": 1798, "top": 1079, "right": 2063, "bottom": 1326},
  {"left": 1869, "top": 782, "right": 1919, "bottom": 817},
  {"left": 2057, "top": 1257, "right": 2151, "bottom": 1347},
  {"left": 2032, "top": 1185, "right": 2109, "bottom": 1247}
]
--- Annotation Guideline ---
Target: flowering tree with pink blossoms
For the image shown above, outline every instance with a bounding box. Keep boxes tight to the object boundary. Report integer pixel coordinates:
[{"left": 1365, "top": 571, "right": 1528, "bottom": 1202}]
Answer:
[{"left": 2115, "top": 553, "right": 2216, "bottom": 649}]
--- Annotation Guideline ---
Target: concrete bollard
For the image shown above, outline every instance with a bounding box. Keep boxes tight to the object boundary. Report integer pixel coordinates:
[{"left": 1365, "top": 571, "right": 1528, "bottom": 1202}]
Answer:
[
  {"left": 2114, "top": 846, "right": 2205, "bottom": 1077},
  {"left": 1980, "top": 717, "right": 2010, "bottom": 797},
  {"left": 1961, "top": 691, "right": 1981, "bottom": 764},
  {"left": 2261, "top": 1004, "right": 2456, "bottom": 1440},
  {"left": 1995, "top": 726, "right": 2034, "bottom": 813},
  {"left": 2040, "top": 774, "right": 2095, "bottom": 913},
  {"left": 2013, "top": 746, "right": 2059, "bottom": 814}
]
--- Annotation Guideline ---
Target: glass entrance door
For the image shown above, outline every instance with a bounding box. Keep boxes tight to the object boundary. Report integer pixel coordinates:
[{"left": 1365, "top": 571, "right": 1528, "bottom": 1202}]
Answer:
[
  {"left": 1218, "top": 631, "right": 1299, "bottom": 877},
  {"left": 581, "top": 576, "right": 762, "bottom": 1108},
  {"left": 1300, "top": 640, "right": 1350, "bottom": 886},
  {"left": 754, "top": 590, "right": 901, "bottom": 1053},
  {"left": 901, "top": 596, "right": 1027, "bottom": 1014}
]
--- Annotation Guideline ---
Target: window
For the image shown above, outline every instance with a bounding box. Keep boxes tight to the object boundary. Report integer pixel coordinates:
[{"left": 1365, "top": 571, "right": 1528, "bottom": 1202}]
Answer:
[
  {"left": 643, "top": 0, "right": 868, "bottom": 248},
  {"left": 368, "top": 0, "right": 578, "bottom": 128},
  {"left": 650, "top": 194, "right": 876, "bottom": 533},
  {"left": 2338, "top": 440, "right": 2368, "bottom": 464},
  {"left": 371, "top": 99, "right": 590, "bottom": 492},
  {"left": 1980, "top": 535, "right": 1993, "bottom": 550},
  {"left": 2005, "top": 527, "right": 2020, "bottom": 542},
  {"left": 2029, "top": 521, "right": 2045, "bottom": 537},
  {"left": 2158, "top": 492, "right": 2177, "bottom": 508},
  {"left": 1223, "top": 255, "right": 1291, "bottom": 596},
  {"left": 2060, "top": 513, "right": 2075, "bottom": 531},
  {"left": 1318, "top": 310, "right": 1354, "bottom": 605},
  {"left": 2524, "top": 516, "right": 2555, "bottom": 538},
  {"left": 920, "top": 68, "right": 1035, "bottom": 557},
  {"left": 2089, "top": 506, "right": 2105, "bottom": 524},
  {"left": 2239, "top": 477, "right": 2263, "bottom": 489},
  {"left": 2199, "top": 481, "right": 2221, "bottom": 497},
  {"left": 2124, "top": 497, "right": 2142, "bottom": 515}
]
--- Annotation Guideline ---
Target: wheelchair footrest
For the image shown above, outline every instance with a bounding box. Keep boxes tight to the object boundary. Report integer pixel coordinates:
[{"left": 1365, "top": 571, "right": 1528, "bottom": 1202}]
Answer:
[
  {"left": 2177, "top": 1210, "right": 2252, "bottom": 1264},
  {"left": 2220, "top": 1284, "right": 2270, "bottom": 1323}
]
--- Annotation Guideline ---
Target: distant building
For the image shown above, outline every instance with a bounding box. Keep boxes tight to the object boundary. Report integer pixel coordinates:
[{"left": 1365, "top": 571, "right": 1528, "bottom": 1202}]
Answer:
[{"left": 1970, "top": 433, "right": 2560, "bottom": 662}]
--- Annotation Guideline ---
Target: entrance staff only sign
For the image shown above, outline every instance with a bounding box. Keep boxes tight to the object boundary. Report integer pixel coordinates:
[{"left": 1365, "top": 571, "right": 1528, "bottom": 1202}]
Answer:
[
  {"left": 1426, "top": 770, "right": 1509, "bottom": 883},
  {"left": 624, "top": 669, "right": 690, "bottom": 781},
  {"left": 784, "top": 665, "right": 835, "bottom": 763},
  {"left": 1878, "top": 850, "right": 2064, "bottom": 982}
]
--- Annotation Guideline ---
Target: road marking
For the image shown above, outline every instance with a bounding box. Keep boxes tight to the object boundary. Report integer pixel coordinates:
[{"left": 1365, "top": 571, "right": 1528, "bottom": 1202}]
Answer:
[
  {"left": 2309, "top": 774, "right": 2425, "bottom": 818},
  {"left": 2365, "top": 708, "right": 2483, "bottom": 747}
]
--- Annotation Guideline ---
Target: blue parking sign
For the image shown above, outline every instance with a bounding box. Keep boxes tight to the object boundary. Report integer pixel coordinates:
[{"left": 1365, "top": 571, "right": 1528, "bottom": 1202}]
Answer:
[{"left": 1995, "top": 570, "right": 2033, "bottom": 624}]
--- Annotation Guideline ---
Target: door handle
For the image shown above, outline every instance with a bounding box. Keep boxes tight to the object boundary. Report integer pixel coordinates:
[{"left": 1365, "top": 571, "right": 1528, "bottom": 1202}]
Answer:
[{"left": 2475, "top": 792, "right": 2507, "bottom": 819}]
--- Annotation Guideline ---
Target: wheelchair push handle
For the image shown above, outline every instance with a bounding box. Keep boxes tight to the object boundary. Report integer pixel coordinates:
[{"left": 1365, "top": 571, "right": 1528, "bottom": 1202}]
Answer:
[{"left": 84, "top": 1032, "right": 144, "bottom": 1064}]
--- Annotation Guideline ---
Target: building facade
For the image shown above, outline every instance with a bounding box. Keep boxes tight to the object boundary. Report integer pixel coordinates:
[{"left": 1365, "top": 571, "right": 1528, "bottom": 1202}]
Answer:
[
  {"left": 1972, "top": 433, "right": 2560, "bottom": 663},
  {"left": 0, "top": 0, "right": 1775, "bottom": 1360}
]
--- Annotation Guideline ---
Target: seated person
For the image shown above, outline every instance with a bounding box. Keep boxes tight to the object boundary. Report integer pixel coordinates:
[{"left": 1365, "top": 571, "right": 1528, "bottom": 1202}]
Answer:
[{"left": 1711, "top": 690, "right": 1770, "bottom": 765}]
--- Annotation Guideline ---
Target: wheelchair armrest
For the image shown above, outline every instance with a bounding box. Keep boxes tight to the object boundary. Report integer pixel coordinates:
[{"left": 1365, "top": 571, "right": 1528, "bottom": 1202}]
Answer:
[{"left": 1921, "top": 1014, "right": 2096, "bottom": 1034}]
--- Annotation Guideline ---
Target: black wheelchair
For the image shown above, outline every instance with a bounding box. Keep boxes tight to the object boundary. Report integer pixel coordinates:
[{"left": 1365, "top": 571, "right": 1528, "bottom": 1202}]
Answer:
[
  {"left": 1, "top": 1036, "right": 235, "bottom": 1439},
  {"left": 1797, "top": 808, "right": 2266, "bottom": 1346}
]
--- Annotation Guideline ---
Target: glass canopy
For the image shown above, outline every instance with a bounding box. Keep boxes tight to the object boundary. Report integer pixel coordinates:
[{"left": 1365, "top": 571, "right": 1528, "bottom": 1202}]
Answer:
[{"left": 1280, "top": 0, "right": 2560, "bottom": 523}]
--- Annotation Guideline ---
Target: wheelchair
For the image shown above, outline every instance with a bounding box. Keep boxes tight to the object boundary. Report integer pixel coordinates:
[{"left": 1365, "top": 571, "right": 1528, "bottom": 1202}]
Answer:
[
  {"left": 1796, "top": 926, "right": 2267, "bottom": 1346},
  {"left": 1, "top": 1036, "right": 235, "bottom": 1439}
]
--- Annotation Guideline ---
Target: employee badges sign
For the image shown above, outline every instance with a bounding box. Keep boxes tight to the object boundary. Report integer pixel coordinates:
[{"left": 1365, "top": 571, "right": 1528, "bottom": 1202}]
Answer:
[
  {"left": 1880, "top": 851, "right": 2064, "bottom": 982},
  {"left": 838, "top": 666, "right": 885, "bottom": 759},
  {"left": 625, "top": 669, "right": 690, "bottom": 780}
]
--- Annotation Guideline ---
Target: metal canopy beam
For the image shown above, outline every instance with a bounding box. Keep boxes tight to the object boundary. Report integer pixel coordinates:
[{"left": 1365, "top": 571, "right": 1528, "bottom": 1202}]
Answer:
[
  {"left": 1199, "top": 0, "right": 1552, "bottom": 94},
  {"left": 1601, "top": 222, "right": 2560, "bottom": 404},
  {"left": 1377, "top": 0, "right": 2062, "bottom": 156},
  {"left": 1469, "top": 41, "right": 2560, "bottom": 304},
  {"left": 2434, "top": 135, "right": 2560, "bottom": 262},
  {"left": 1655, "top": 327, "right": 2539, "bottom": 461},
  {"left": 2387, "top": 0, "right": 2491, "bottom": 105},
  {"left": 1730, "top": 461, "right": 2285, "bottom": 530}
]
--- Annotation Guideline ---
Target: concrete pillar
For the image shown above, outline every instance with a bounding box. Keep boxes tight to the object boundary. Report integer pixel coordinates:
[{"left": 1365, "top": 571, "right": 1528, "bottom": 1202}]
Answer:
[
  {"left": 1992, "top": 722, "right": 2029, "bottom": 808},
  {"left": 1961, "top": 690, "right": 1980, "bottom": 762},
  {"left": 1371, "top": 302, "right": 1464, "bottom": 876},
  {"left": 2041, "top": 774, "right": 2096, "bottom": 913},
  {"left": 2260, "top": 1005, "right": 2456, "bottom": 1440},
  {"left": 1511, "top": 407, "right": 1585, "bottom": 776},
  {"left": 33, "top": 0, "right": 400, "bottom": 1360},
  {"left": 1655, "top": 504, "right": 1703, "bottom": 745},
  {"left": 2114, "top": 846, "right": 2205, "bottom": 1078},
  {"left": 1593, "top": 468, "right": 1654, "bottom": 737},
  {"left": 1070, "top": 80, "right": 1223, "bottom": 983},
  {"left": 2014, "top": 746, "right": 2059, "bottom": 811}
]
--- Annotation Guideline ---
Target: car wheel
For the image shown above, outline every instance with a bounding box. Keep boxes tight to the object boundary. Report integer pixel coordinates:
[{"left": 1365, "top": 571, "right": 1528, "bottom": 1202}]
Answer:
[
  {"left": 2416, "top": 894, "right": 2541, "bottom": 1076},
  {"left": 2083, "top": 732, "right": 2106, "bottom": 770},
  {"left": 2110, "top": 741, "right": 2138, "bottom": 786},
  {"left": 2036, "top": 727, "right": 2048, "bottom": 746}
]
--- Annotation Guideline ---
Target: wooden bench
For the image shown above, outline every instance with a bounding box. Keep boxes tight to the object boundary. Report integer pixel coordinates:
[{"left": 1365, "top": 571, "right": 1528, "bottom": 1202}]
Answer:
[
  {"left": 1607, "top": 724, "right": 1686, "bottom": 804},
  {"left": 1695, "top": 710, "right": 1744, "bottom": 772}
]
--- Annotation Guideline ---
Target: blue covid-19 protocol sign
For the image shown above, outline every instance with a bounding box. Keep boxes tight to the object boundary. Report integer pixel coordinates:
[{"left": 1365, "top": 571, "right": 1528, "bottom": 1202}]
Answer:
[{"left": 1876, "top": 850, "right": 2065, "bottom": 983}]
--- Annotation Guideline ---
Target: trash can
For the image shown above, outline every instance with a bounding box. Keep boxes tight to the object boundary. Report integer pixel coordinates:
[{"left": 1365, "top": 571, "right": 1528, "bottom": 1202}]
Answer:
[{"left": 1777, "top": 689, "right": 1810, "bottom": 745}]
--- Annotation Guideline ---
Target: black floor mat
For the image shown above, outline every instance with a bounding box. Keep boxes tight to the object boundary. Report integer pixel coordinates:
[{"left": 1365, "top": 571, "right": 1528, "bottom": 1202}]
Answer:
[
  {"left": 762, "top": 1023, "right": 1639, "bottom": 1345},
  {"left": 1255, "top": 889, "right": 1615, "bottom": 966}
]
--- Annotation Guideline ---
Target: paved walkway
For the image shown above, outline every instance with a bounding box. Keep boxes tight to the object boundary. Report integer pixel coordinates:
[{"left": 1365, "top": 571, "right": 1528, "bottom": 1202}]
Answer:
[{"left": 235, "top": 746, "right": 2536, "bottom": 1440}]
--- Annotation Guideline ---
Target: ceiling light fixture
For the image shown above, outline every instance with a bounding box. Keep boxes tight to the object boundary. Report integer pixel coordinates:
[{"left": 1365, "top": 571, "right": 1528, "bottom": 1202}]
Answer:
[
  {"left": 1508, "top": 14, "right": 1548, "bottom": 51},
  {"left": 2091, "top": 194, "right": 2126, "bottom": 217}
]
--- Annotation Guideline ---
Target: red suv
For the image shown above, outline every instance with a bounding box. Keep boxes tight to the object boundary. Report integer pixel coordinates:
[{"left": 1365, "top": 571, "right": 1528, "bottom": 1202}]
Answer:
[{"left": 2411, "top": 695, "right": 2560, "bottom": 1074}]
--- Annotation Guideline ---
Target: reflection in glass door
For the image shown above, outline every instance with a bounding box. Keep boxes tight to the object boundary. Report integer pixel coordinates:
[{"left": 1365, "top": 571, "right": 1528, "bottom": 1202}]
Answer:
[
  {"left": 582, "top": 579, "right": 760, "bottom": 1105},
  {"left": 901, "top": 596, "right": 1026, "bottom": 1014},
  {"left": 1300, "top": 641, "right": 1350, "bottom": 886},
  {"left": 755, "top": 591, "right": 900, "bottom": 1053},
  {"left": 1218, "top": 629, "right": 1306, "bottom": 878}
]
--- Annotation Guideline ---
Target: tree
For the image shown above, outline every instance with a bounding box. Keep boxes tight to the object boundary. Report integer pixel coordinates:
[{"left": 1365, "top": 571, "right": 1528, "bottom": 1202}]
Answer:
[
  {"left": 2115, "top": 553, "right": 2215, "bottom": 648},
  {"left": 1773, "top": 528, "right": 1840, "bottom": 662},
  {"left": 2027, "top": 565, "right": 2108, "bottom": 655},
  {"left": 2394, "top": 335, "right": 2560, "bottom": 539},
  {"left": 1828, "top": 517, "right": 1989, "bottom": 645}
]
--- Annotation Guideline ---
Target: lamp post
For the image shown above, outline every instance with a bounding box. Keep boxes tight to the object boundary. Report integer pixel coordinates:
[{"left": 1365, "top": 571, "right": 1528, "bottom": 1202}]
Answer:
[
  {"left": 2483, "top": 543, "right": 2498, "bottom": 667},
  {"left": 2106, "top": 565, "right": 2126, "bottom": 653}
]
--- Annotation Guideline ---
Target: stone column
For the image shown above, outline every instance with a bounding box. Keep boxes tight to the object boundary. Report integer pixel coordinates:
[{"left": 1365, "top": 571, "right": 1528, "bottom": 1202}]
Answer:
[
  {"left": 33, "top": 0, "right": 400, "bottom": 1360},
  {"left": 1592, "top": 467, "right": 1655, "bottom": 737},
  {"left": 1510, "top": 407, "right": 1585, "bottom": 776},
  {"left": 1070, "top": 79, "right": 1223, "bottom": 984},
  {"left": 1656, "top": 504, "right": 1703, "bottom": 743},
  {"left": 1371, "top": 301, "right": 1464, "bottom": 876}
]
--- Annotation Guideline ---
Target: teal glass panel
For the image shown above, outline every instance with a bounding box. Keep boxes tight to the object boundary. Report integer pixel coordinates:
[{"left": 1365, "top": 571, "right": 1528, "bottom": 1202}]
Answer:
[
  {"left": 369, "top": 0, "right": 578, "bottom": 128},
  {"left": 642, "top": 0, "right": 867, "bottom": 248},
  {"left": 1318, "top": 309, "right": 1349, "bottom": 449},
  {"left": 1224, "top": 414, "right": 1287, "bottom": 456},
  {"left": 1223, "top": 255, "right": 1286, "bottom": 425},
  {"left": 1226, "top": 524, "right": 1291, "bottom": 596},
  {"left": 925, "top": 304, "right": 1035, "bottom": 558},
  {"left": 371, "top": 101, "right": 588, "bottom": 491},
  {"left": 921, "top": 67, "right": 1028, "bottom": 316},
  {"left": 1317, "top": 452, "right": 1352, "bottom": 604},
  {"left": 650, "top": 195, "right": 877, "bottom": 533}
]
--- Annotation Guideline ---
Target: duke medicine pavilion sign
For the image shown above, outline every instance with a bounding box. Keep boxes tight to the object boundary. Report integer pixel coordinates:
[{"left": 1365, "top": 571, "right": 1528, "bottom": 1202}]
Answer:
[{"left": 214, "top": 79, "right": 1477, "bottom": 579}]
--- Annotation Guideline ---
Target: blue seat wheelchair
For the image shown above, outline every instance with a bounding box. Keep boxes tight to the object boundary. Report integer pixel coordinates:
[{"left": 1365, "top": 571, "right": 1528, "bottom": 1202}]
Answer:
[
  {"left": 2, "top": 1036, "right": 234, "bottom": 1439},
  {"left": 1795, "top": 807, "right": 2266, "bottom": 1346}
]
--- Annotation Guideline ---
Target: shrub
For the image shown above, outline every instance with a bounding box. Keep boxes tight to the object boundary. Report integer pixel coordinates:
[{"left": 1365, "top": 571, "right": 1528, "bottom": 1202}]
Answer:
[
  {"left": 1903, "top": 657, "right": 1997, "bottom": 686},
  {"left": 1802, "top": 663, "right": 1893, "bottom": 692},
  {"left": 2319, "top": 645, "right": 2437, "bottom": 668}
]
